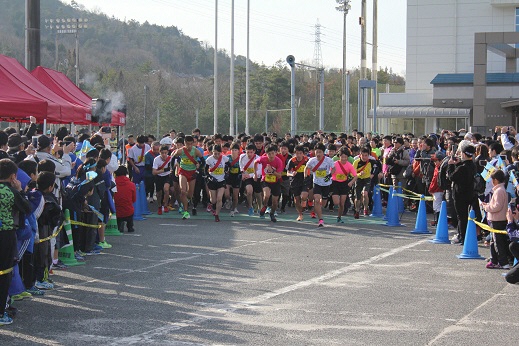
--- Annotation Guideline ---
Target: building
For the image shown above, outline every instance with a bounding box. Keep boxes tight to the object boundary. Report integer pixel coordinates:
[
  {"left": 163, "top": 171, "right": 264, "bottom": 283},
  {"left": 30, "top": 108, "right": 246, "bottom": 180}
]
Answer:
[{"left": 371, "top": 0, "right": 519, "bottom": 135}]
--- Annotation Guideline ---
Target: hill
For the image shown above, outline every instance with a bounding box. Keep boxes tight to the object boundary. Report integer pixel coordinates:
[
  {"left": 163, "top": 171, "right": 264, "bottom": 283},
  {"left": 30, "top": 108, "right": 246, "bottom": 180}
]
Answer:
[{"left": 0, "top": 0, "right": 405, "bottom": 135}]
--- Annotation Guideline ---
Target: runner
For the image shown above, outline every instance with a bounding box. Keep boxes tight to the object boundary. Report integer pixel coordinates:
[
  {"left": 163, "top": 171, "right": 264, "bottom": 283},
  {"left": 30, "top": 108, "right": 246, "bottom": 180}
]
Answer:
[
  {"left": 353, "top": 147, "right": 374, "bottom": 219},
  {"left": 171, "top": 135, "right": 205, "bottom": 219},
  {"left": 277, "top": 141, "right": 292, "bottom": 213},
  {"left": 144, "top": 141, "right": 160, "bottom": 203},
  {"left": 240, "top": 144, "right": 261, "bottom": 216},
  {"left": 225, "top": 142, "right": 242, "bottom": 216},
  {"left": 127, "top": 135, "right": 150, "bottom": 185},
  {"left": 205, "top": 145, "right": 228, "bottom": 222},
  {"left": 332, "top": 147, "right": 358, "bottom": 223},
  {"left": 255, "top": 144, "right": 284, "bottom": 222},
  {"left": 152, "top": 145, "right": 173, "bottom": 215},
  {"left": 287, "top": 144, "right": 309, "bottom": 221},
  {"left": 305, "top": 143, "right": 335, "bottom": 227}
]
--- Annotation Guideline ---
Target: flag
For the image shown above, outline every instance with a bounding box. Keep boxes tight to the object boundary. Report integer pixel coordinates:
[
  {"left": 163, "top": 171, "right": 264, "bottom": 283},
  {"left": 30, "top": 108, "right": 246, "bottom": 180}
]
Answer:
[
  {"left": 507, "top": 171, "right": 519, "bottom": 195},
  {"left": 481, "top": 162, "right": 496, "bottom": 182},
  {"left": 496, "top": 156, "right": 506, "bottom": 170}
]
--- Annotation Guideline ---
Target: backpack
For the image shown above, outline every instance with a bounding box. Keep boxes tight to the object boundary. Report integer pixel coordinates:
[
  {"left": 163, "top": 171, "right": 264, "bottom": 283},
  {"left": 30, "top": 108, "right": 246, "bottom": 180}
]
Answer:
[{"left": 473, "top": 173, "right": 486, "bottom": 195}]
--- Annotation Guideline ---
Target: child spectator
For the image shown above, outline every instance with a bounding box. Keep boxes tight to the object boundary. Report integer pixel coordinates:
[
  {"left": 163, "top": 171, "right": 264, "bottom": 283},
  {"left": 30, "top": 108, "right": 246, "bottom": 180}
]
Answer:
[
  {"left": 34, "top": 172, "right": 63, "bottom": 290},
  {"left": 0, "top": 159, "right": 31, "bottom": 325},
  {"left": 428, "top": 151, "right": 446, "bottom": 226},
  {"left": 114, "top": 166, "right": 136, "bottom": 233}
]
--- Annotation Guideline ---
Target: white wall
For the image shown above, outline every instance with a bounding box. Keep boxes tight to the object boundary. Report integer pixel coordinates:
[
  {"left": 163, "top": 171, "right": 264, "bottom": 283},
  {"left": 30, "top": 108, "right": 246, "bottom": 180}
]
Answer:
[{"left": 407, "top": 0, "right": 516, "bottom": 94}]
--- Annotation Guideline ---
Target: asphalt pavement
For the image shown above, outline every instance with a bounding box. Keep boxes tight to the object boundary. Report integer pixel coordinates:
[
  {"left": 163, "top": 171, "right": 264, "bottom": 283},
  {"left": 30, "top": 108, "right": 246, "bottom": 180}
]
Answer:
[{"left": 1, "top": 204, "right": 518, "bottom": 346}]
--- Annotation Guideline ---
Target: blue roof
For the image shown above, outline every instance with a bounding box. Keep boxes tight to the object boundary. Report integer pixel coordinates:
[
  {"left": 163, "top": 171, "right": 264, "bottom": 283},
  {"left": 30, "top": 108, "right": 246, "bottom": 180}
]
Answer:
[{"left": 431, "top": 73, "right": 519, "bottom": 84}]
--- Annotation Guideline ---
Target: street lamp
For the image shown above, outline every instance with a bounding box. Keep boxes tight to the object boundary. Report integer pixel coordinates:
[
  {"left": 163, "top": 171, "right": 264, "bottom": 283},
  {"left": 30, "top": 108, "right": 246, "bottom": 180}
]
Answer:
[
  {"left": 335, "top": 0, "right": 351, "bottom": 133},
  {"left": 44, "top": 17, "right": 89, "bottom": 86}
]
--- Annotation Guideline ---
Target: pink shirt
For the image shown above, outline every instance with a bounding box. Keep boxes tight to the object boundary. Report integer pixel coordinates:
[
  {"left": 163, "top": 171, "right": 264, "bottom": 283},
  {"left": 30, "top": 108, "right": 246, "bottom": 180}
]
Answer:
[
  {"left": 255, "top": 155, "right": 284, "bottom": 182},
  {"left": 332, "top": 160, "right": 357, "bottom": 182},
  {"left": 484, "top": 183, "right": 507, "bottom": 222}
]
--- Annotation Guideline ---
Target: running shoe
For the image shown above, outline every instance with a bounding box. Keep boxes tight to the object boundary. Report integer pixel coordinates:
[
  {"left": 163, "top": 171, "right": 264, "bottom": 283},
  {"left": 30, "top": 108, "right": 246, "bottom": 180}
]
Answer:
[
  {"left": 354, "top": 212, "right": 360, "bottom": 219},
  {"left": 248, "top": 207, "right": 254, "bottom": 216},
  {"left": 85, "top": 249, "right": 101, "bottom": 256},
  {"left": 274, "top": 211, "right": 278, "bottom": 217},
  {"left": 265, "top": 207, "right": 271, "bottom": 214},
  {"left": 178, "top": 206, "right": 184, "bottom": 214},
  {"left": 0, "top": 312, "right": 13, "bottom": 326},
  {"left": 310, "top": 211, "right": 316, "bottom": 219},
  {"left": 128, "top": 228, "right": 135, "bottom": 233},
  {"left": 163, "top": 206, "right": 169, "bottom": 213},
  {"left": 35, "top": 281, "right": 54, "bottom": 290},
  {"left": 98, "top": 241, "right": 112, "bottom": 249},
  {"left": 230, "top": 210, "right": 235, "bottom": 217},
  {"left": 363, "top": 209, "right": 369, "bottom": 216},
  {"left": 337, "top": 217, "right": 344, "bottom": 223},
  {"left": 224, "top": 199, "right": 232, "bottom": 210},
  {"left": 53, "top": 260, "right": 68, "bottom": 270},
  {"left": 74, "top": 251, "right": 85, "bottom": 261},
  {"left": 318, "top": 219, "right": 324, "bottom": 227},
  {"left": 207, "top": 204, "right": 214, "bottom": 213},
  {"left": 192, "top": 208, "right": 197, "bottom": 216},
  {"left": 93, "top": 244, "right": 103, "bottom": 251},
  {"left": 215, "top": 214, "right": 220, "bottom": 222},
  {"left": 270, "top": 214, "right": 277, "bottom": 223},
  {"left": 12, "top": 292, "right": 31, "bottom": 301},
  {"left": 259, "top": 206, "right": 267, "bottom": 217},
  {"left": 182, "top": 211, "right": 191, "bottom": 220},
  {"left": 296, "top": 215, "right": 303, "bottom": 221},
  {"left": 158, "top": 207, "right": 163, "bottom": 215},
  {"left": 26, "top": 286, "right": 45, "bottom": 296},
  {"left": 232, "top": 208, "right": 239, "bottom": 215}
]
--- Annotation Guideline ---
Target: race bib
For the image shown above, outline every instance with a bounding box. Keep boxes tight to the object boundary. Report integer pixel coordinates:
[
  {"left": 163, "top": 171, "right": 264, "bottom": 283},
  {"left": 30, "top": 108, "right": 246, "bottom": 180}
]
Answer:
[
  {"left": 282, "top": 171, "right": 287, "bottom": 176},
  {"left": 336, "top": 174, "right": 346, "bottom": 180},
  {"left": 137, "top": 156, "right": 144, "bottom": 162},
  {"left": 315, "top": 170, "right": 327, "bottom": 178},
  {"left": 265, "top": 174, "right": 276, "bottom": 183},
  {"left": 230, "top": 167, "right": 239, "bottom": 174},
  {"left": 213, "top": 167, "right": 224, "bottom": 175},
  {"left": 246, "top": 167, "right": 254, "bottom": 174},
  {"left": 297, "top": 165, "right": 306, "bottom": 173},
  {"left": 181, "top": 158, "right": 192, "bottom": 165}
]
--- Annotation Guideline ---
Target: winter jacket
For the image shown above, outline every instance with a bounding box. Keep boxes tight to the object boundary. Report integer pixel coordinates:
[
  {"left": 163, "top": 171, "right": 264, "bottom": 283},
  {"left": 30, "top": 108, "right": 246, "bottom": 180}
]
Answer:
[
  {"left": 114, "top": 175, "right": 136, "bottom": 218},
  {"left": 447, "top": 159, "right": 476, "bottom": 201},
  {"left": 484, "top": 183, "right": 508, "bottom": 222}
]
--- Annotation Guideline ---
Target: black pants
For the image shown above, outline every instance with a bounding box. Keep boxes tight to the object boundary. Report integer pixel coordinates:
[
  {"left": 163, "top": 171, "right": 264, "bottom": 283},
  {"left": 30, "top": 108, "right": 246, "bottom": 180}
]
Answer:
[
  {"left": 505, "top": 241, "right": 519, "bottom": 284},
  {"left": 79, "top": 212, "right": 98, "bottom": 252},
  {"left": 453, "top": 195, "right": 472, "bottom": 243},
  {"left": 0, "top": 230, "right": 16, "bottom": 316},
  {"left": 19, "top": 251, "right": 34, "bottom": 289},
  {"left": 145, "top": 176, "right": 155, "bottom": 198},
  {"left": 117, "top": 215, "right": 134, "bottom": 232},
  {"left": 489, "top": 220, "right": 510, "bottom": 266}
]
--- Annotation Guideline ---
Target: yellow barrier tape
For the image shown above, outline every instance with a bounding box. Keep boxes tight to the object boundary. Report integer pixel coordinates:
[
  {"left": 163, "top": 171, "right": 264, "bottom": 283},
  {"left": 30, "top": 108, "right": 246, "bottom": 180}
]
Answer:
[
  {"left": 392, "top": 193, "right": 433, "bottom": 201},
  {"left": 378, "top": 184, "right": 423, "bottom": 197},
  {"left": 37, "top": 224, "right": 64, "bottom": 244},
  {"left": 468, "top": 217, "right": 508, "bottom": 235},
  {"left": 378, "top": 183, "right": 391, "bottom": 188},
  {"left": 0, "top": 267, "right": 14, "bottom": 276},
  {"left": 70, "top": 220, "right": 102, "bottom": 229},
  {"left": 401, "top": 187, "right": 422, "bottom": 197},
  {"left": 379, "top": 187, "right": 391, "bottom": 193}
]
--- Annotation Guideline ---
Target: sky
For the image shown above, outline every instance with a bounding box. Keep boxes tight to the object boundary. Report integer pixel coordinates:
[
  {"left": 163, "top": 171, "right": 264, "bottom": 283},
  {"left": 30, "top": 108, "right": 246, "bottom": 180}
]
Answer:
[{"left": 63, "top": 0, "right": 407, "bottom": 75}]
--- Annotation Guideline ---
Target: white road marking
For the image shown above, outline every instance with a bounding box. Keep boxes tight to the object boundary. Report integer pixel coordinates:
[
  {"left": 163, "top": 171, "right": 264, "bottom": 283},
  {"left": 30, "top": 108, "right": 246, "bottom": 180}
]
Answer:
[{"left": 109, "top": 238, "right": 429, "bottom": 345}]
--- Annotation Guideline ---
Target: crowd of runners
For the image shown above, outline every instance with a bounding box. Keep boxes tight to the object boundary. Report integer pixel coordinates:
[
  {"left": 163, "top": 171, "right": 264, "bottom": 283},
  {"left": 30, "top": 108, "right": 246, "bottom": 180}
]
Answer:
[{"left": 1, "top": 121, "right": 519, "bottom": 326}]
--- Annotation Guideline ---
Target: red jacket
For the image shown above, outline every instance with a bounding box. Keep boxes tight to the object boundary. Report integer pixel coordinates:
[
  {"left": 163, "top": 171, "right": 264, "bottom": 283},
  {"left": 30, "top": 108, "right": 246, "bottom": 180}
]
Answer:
[{"left": 114, "top": 175, "right": 136, "bottom": 218}]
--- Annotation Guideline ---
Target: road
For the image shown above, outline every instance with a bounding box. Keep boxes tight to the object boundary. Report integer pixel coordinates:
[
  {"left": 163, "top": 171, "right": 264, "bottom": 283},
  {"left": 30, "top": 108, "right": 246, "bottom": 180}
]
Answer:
[{"left": 1, "top": 207, "right": 518, "bottom": 345}]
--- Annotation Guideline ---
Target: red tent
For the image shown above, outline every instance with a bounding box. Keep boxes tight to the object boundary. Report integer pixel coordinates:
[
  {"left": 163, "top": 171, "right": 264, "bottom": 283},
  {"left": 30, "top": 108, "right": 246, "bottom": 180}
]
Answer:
[
  {"left": 0, "top": 65, "right": 49, "bottom": 120},
  {"left": 31, "top": 66, "right": 126, "bottom": 127},
  {"left": 31, "top": 66, "right": 92, "bottom": 124},
  {"left": 0, "top": 54, "right": 89, "bottom": 124}
]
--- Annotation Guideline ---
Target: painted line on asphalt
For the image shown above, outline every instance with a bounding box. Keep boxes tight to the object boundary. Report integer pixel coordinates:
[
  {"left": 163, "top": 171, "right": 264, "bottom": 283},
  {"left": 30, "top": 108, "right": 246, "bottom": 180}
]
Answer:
[
  {"left": 109, "top": 238, "right": 429, "bottom": 345},
  {"left": 159, "top": 224, "right": 199, "bottom": 227}
]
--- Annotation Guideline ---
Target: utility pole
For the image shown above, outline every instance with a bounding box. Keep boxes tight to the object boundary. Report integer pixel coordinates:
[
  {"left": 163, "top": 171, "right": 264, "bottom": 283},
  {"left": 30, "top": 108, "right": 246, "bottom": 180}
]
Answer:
[
  {"left": 360, "top": 0, "right": 367, "bottom": 80},
  {"left": 336, "top": 0, "right": 351, "bottom": 133},
  {"left": 245, "top": 0, "right": 250, "bottom": 135},
  {"left": 144, "top": 85, "right": 148, "bottom": 134},
  {"left": 372, "top": 0, "right": 378, "bottom": 130},
  {"left": 230, "top": 0, "right": 235, "bottom": 135},
  {"left": 25, "top": 0, "right": 40, "bottom": 71},
  {"left": 214, "top": 0, "right": 218, "bottom": 134}
]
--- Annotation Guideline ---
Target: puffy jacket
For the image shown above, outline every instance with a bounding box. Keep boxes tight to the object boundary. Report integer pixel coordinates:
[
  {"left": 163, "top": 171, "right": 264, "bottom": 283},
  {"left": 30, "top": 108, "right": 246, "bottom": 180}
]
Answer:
[
  {"left": 114, "top": 176, "right": 136, "bottom": 218},
  {"left": 447, "top": 159, "right": 476, "bottom": 200}
]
